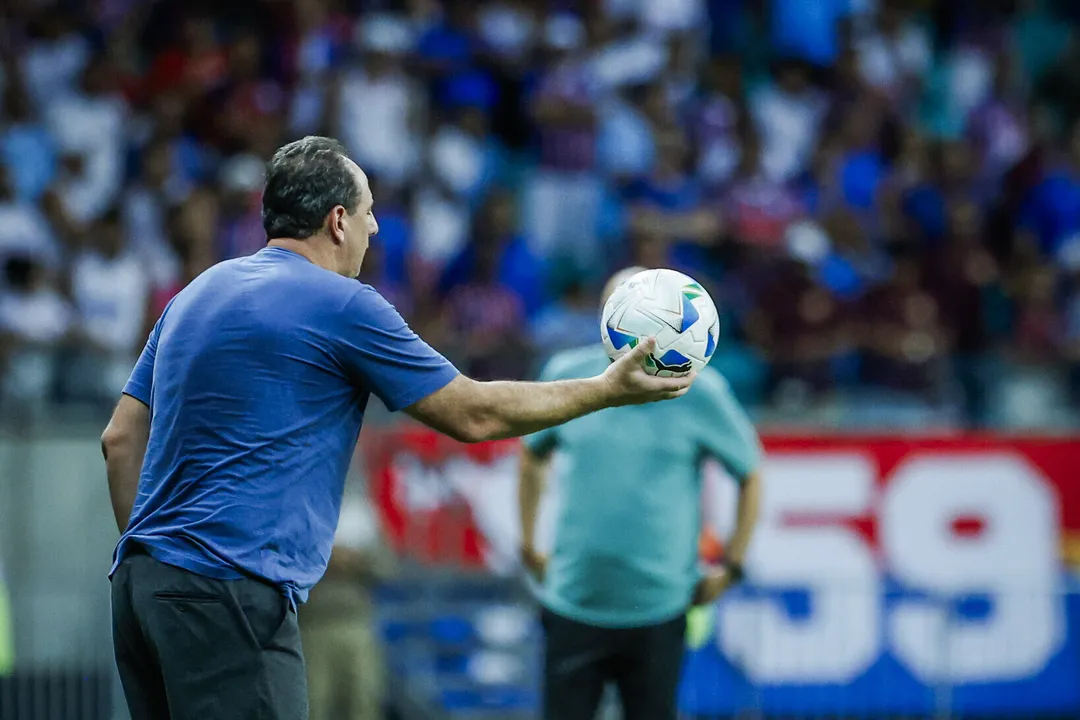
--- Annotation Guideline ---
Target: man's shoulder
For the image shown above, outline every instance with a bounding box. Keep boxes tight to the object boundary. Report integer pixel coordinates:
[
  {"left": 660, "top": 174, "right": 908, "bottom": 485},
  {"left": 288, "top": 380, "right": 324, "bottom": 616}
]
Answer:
[
  {"left": 691, "top": 365, "right": 732, "bottom": 396},
  {"left": 540, "top": 345, "right": 609, "bottom": 381}
]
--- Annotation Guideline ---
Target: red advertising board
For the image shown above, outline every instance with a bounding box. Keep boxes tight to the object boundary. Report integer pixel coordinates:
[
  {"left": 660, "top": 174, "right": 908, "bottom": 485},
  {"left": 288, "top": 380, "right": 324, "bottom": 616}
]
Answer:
[{"left": 366, "top": 428, "right": 1080, "bottom": 572}]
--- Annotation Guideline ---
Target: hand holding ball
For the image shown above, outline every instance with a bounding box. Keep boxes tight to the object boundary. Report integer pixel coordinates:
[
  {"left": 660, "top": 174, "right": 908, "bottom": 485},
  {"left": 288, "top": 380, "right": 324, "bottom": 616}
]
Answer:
[{"left": 601, "top": 269, "right": 720, "bottom": 377}]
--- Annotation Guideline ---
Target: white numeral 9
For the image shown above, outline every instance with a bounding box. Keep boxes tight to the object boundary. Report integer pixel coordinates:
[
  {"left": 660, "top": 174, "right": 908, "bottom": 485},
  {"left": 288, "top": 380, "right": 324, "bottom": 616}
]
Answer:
[{"left": 882, "top": 455, "right": 1063, "bottom": 682}]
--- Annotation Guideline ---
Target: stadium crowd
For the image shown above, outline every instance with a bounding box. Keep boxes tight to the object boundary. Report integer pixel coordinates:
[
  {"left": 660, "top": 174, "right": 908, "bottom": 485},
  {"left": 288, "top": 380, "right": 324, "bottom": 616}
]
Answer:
[{"left": 1, "top": 0, "right": 1079, "bottom": 429}]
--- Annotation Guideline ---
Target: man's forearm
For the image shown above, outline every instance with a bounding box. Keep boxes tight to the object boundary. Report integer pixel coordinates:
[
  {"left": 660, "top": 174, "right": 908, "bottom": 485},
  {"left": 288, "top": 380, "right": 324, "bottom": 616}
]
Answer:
[
  {"left": 104, "top": 442, "right": 144, "bottom": 534},
  {"left": 473, "top": 377, "right": 613, "bottom": 441},
  {"left": 519, "top": 448, "right": 548, "bottom": 551},
  {"left": 726, "top": 470, "right": 761, "bottom": 564}
]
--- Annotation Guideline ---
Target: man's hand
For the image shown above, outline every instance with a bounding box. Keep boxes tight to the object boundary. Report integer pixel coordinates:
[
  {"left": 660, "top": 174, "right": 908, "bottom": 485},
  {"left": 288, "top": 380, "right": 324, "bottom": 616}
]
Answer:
[
  {"left": 692, "top": 567, "right": 734, "bottom": 606},
  {"left": 602, "top": 338, "right": 696, "bottom": 406},
  {"left": 521, "top": 546, "right": 547, "bottom": 582}
]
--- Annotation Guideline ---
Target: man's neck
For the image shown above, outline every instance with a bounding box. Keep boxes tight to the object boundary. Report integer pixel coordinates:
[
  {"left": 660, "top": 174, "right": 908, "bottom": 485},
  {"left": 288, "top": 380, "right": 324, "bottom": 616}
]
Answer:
[{"left": 267, "top": 237, "right": 339, "bottom": 275}]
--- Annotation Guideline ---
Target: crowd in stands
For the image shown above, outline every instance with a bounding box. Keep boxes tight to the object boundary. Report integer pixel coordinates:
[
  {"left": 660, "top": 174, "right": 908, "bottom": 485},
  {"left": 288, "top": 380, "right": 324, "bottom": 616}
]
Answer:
[{"left": 1, "top": 0, "right": 1079, "bottom": 428}]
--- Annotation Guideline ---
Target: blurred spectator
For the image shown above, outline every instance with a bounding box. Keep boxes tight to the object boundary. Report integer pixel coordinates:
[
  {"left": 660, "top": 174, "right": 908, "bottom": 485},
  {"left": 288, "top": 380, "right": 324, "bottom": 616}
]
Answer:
[
  {"left": 66, "top": 207, "right": 150, "bottom": 401},
  {"left": 0, "top": 164, "right": 61, "bottom": 271},
  {"left": 966, "top": 54, "right": 1031, "bottom": 186},
  {"left": 858, "top": 246, "right": 949, "bottom": 400},
  {"left": 44, "top": 53, "right": 127, "bottom": 227},
  {"left": 337, "top": 15, "right": 422, "bottom": 189},
  {"left": 206, "top": 30, "right": 286, "bottom": 154},
  {"left": 441, "top": 192, "right": 545, "bottom": 317},
  {"left": 854, "top": 0, "right": 932, "bottom": 104},
  {"left": 925, "top": 199, "right": 1003, "bottom": 424},
  {"left": 523, "top": 13, "right": 602, "bottom": 270},
  {"left": 122, "top": 137, "right": 191, "bottom": 290},
  {"left": 427, "top": 83, "right": 506, "bottom": 205},
  {"left": 141, "top": 14, "right": 228, "bottom": 102},
  {"left": 301, "top": 492, "right": 395, "bottom": 720},
  {"left": 753, "top": 257, "right": 847, "bottom": 402},
  {"left": 433, "top": 194, "right": 536, "bottom": 380},
  {"left": 286, "top": 0, "right": 351, "bottom": 136},
  {"left": 770, "top": 0, "right": 849, "bottom": 66},
  {"left": 1064, "top": 256, "right": 1080, "bottom": 406},
  {"left": 0, "top": 71, "right": 58, "bottom": 202},
  {"left": 215, "top": 154, "right": 266, "bottom": 261},
  {"left": 20, "top": 8, "right": 92, "bottom": 112},
  {"left": 1017, "top": 119, "right": 1080, "bottom": 260},
  {"left": 1010, "top": 262, "right": 1064, "bottom": 366},
  {"left": 690, "top": 55, "right": 745, "bottom": 189},
  {"left": 0, "top": 255, "right": 71, "bottom": 404},
  {"left": 749, "top": 59, "right": 828, "bottom": 181},
  {"left": 530, "top": 276, "right": 601, "bottom": 364},
  {"left": 723, "top": 129, "right": 804, "bottom": 249}
]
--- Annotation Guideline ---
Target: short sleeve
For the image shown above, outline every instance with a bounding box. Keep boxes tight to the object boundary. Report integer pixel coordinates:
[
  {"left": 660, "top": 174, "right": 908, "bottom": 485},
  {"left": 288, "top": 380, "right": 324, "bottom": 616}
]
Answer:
[
  {"left": 521, "top": 355, "right": 569, "bottom": 457},
  {"left": 338, "top": 286, "right": 460, "bottom": 412},
  {"left": 697, "top": 372, "right": 762, "bottom": 482},
  {"left": 123, "top": 319, "right": 159, "bottom": 407}
]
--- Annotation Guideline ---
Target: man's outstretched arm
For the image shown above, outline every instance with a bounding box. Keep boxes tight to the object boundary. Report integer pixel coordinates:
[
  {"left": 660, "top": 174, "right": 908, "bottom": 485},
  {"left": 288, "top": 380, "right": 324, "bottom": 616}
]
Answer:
[
  {"left": 405, "top": 339, "right": 693, "bottom": 443},
  {"left": 101, "top": 394, "right": 150, "bottom": 534}
]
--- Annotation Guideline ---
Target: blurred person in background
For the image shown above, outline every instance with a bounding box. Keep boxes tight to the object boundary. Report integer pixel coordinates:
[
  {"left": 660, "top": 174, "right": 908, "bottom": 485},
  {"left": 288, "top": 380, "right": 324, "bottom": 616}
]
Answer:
[
  {"left": 122, "top": 136, "right": 192, "bottom": 289},
  {"left": 530, "top": 274, "right": 603, "bottom": 368},
  {"left": 857, "top": 245, "right": 950, "bottom": 413},
  {"left": 0, "top": 65, "right": 58, "bottom": 203},
  {"left": 519, "top": 267, "right": 762, "bottom": 720},
  {"left": 337, "top": 13, "right": 422, "bottom": 191},
  {"left": 215, "top": 153, "right": 268, "bottom": 261},
  {"left": 524, "top": 12, "right": 603, "bottom": 272},
  {"left": 19, "top": 6, "right": 93, "bottom": 112},
  {"left": 43, "top": 52, "right": 127, "bottom": 231},
  {"left": 749, "top": 58, "right": 828, "bottom": 183},
  {"left": 301, "top": 491, "right": 395, "bottom": 720},
  {"left": 690, "top": 54, "right": 746, "bottom": 190},
  {"left": 66, "top": 206, "right": 150, "bottom": 403},
  {"left": 0, "top": 255, "right": 72, "bottom": 406},
  {"left": 430, "top": 193, "right": 537, "bottom": 381},
  {"left": 0, "top": 163, "right": 62, "bottom": 271},
  {"left": 753, "top": 255, "right": 848, "bottom": 406}
]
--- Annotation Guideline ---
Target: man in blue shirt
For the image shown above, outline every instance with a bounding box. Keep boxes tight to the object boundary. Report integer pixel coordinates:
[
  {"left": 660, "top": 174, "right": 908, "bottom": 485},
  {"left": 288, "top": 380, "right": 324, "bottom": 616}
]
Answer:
[
  {"left": 519, "top": 268, "right": 763, "bottom": 720},
  {"left": 102, "top": 136, "right": 693, "bottom": 720}
]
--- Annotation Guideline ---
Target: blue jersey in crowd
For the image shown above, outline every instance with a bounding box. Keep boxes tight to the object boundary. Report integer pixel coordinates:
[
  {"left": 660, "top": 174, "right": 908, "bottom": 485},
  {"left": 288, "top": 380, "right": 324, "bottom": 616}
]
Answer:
[{"left": 110, "top": 246, "right": 458, "bottom": 606}]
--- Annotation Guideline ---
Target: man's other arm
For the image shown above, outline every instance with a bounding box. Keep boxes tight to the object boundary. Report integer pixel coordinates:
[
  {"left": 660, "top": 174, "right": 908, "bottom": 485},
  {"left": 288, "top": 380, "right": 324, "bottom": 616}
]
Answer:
[
  {"left": 518, "top": 445, "right": 551, "bottom": 579},
  {"left": 726, "top": 469, "right": 761, "bottom": 565},
  {"left": 101, "top": 394, "right": 150, "bottom": 534},
  {"left": 405, "top": 340, "right": 692, "bottom": 443}
]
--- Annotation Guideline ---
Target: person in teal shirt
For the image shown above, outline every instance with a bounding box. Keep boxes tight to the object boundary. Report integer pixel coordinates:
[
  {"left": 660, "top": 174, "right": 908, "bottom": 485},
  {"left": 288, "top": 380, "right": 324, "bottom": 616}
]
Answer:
[{"left": 519, "top": 267, "right": 763, "bottom": 720}]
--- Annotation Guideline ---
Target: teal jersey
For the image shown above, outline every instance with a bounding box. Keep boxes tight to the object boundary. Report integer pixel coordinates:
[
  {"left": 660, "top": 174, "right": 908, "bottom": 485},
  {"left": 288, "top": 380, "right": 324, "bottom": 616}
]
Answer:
[{"left": 524, "top": 345, "right": 761, "bottom": 628}]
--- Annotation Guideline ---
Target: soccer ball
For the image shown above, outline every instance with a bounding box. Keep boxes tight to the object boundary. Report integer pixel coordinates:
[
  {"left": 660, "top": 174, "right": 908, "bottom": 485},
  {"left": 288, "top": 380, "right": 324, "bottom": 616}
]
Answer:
[{"left": 601, "top": 269, "right": 720, "bottom": 377}]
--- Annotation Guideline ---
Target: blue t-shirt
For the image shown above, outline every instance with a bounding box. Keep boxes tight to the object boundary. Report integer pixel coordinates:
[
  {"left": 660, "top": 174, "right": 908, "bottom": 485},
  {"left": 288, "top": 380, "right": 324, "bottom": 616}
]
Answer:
[{"left": 111, "top": 246, "right": 458, "bottom": 606}]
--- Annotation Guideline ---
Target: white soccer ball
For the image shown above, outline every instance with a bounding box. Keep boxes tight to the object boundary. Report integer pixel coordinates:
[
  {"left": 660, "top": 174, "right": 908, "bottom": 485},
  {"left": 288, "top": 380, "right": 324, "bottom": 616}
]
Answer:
[{"left": 601, "top": 268, "right": 720, "bottom": 377}]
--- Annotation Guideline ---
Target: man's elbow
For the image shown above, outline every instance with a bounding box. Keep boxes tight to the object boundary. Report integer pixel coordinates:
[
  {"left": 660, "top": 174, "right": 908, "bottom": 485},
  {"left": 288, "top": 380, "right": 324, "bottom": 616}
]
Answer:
[
  {"left": 101, "top": 421, "right": 136, "bottom": 459},
  {"left": 454, "top": 412, "right": 503, "bottom": 444}
]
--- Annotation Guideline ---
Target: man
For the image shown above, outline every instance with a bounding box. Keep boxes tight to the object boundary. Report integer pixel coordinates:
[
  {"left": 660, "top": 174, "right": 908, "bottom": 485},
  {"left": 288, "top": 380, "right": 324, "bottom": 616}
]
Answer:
[
  {"left": 519, "top": 267, "right": 763, "bottom": 720},
  {"left": 101, "top": 136, "right": 692, "bottom": 720},
  {"left": 300, "top": 491, "right": 393, "bottom": 720}
]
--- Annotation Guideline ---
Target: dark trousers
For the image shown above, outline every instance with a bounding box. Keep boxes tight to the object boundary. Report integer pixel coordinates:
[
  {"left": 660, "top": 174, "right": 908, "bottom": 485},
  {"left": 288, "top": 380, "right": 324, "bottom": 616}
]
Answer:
[
  {"left": 541, "top": 607, "right": 686, "bottom": 720},
  {"left": 111, "top": 550, "right": 308, "bottom": 720}
]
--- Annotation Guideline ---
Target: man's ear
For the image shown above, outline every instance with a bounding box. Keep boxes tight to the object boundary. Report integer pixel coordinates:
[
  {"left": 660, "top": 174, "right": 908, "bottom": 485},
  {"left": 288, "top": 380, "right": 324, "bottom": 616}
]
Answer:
[{"left": 327, "top": 205, "right": 347, "bottom": 245}]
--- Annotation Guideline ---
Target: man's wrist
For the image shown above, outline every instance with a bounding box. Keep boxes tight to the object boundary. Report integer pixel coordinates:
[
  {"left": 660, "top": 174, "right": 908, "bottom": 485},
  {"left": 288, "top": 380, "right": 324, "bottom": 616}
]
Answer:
[
  {"left": 722, "top": 557, "right": 745, "bottom": 583},
  {"left": 585, "top": 374, "right": 618, "bottom": 410}
]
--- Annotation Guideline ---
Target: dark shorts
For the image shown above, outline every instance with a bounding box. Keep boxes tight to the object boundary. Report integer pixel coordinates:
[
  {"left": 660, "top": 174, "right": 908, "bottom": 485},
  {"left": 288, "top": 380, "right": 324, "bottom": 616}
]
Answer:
[
  {"left": 111, "top": 550, "right": 308, "bottom": 720},
  {"left": 541, "top": 607, "right": 686, "bottom": 720}
]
